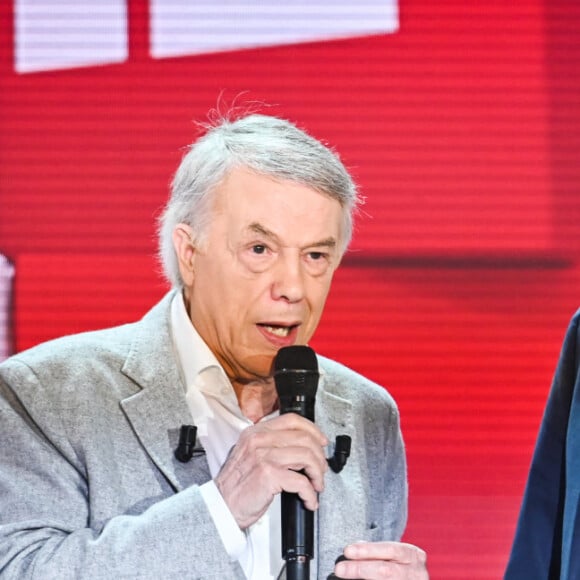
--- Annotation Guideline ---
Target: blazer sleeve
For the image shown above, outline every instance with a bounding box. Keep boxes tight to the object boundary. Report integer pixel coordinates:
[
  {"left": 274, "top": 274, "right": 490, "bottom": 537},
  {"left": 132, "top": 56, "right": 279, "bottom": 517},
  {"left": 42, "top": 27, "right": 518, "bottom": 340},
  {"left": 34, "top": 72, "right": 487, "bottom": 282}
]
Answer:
[
  {"left": 504, "top": 308, "right": 580, "bottom": 580},
  {"left": 0, "top": 360, "right": 245, "bottom": 580}
]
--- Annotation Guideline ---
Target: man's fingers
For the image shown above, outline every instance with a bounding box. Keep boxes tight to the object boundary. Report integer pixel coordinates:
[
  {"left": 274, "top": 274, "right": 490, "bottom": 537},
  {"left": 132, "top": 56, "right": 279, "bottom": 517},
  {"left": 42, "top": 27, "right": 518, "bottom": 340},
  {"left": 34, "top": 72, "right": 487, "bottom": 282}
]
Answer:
[
  {"left": 344, "top": 541, "right": 426, "bottom": 564},
  {"left": 276, "top": 468, "right": 320, "bottom": 510},
  {"left": 333, "top": 542, "right": 429, "bottom": 579},
  {"left": 261, "top": 412, "right": 329, "bottom": 446},
  {"left": 246, "top": 426, "right": 328, "bottom": 466},
  {"left": 214, "top": 413, "right": 330, "bottom": 529},
  {"left": 267, "top": 446, "right": 328, "bottom": 491},
  {"left": 246, "top": 445, "right": 327, "bottom": 493},
  {"left": 234, "top": 428, "right": 329, "bottom": 490}
]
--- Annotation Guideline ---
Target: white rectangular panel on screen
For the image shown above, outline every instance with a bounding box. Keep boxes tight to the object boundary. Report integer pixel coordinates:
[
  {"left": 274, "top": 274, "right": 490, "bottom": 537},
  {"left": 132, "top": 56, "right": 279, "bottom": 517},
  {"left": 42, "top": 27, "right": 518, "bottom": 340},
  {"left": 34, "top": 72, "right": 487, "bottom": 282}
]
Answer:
[
  {"left": 14, "top": 0, "right": 127, "bottom": 73},
  {"left": 150, "top": 0, "right": 399, "bottom": 58}
]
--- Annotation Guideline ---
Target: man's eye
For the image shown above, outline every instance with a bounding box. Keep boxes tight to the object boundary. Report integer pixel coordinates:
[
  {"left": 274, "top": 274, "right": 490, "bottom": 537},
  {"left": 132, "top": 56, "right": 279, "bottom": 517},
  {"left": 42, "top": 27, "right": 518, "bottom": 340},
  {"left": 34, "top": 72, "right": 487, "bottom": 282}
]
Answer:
[
  {"left": 308, "top": 252, "right": 325, "bottom": 260},
  {"left": 251, "top": 245, "right": 267, "bottom": 255}
]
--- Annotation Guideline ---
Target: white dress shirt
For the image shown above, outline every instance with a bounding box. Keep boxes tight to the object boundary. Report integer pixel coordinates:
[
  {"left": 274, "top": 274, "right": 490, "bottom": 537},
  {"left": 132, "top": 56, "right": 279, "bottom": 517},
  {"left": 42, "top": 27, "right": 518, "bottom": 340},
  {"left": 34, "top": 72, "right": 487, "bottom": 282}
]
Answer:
[{"left": 170, "top": 292, "right": 288, "bottom": 579}]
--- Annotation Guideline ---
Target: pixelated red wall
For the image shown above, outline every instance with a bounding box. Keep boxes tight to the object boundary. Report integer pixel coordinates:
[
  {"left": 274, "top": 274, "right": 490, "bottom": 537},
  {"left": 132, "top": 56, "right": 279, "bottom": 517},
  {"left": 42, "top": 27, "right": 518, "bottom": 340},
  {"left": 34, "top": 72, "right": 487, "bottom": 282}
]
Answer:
[{"left": 1, "top": 1, "right": 580, "bottom": 578}]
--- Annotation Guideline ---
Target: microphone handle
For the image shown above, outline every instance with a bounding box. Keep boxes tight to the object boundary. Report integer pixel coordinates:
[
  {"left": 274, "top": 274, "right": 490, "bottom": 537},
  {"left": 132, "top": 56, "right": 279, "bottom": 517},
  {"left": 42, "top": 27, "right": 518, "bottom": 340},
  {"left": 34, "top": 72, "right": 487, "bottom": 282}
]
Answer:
[
  {"left": 280, "top": 394, "right": 314, "bottom": 580},
  {"left": 285, "top": 557, "right": 310, "bottom": 580},
  {"left": 282, "top": 492, "right": 313, "bottom": 579}
]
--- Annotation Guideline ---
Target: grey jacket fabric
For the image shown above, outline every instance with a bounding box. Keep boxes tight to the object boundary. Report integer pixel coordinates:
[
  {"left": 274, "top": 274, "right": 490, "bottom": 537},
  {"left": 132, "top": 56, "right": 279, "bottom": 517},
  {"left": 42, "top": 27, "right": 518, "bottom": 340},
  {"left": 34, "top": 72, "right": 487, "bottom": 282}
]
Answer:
[{"left": 0, "top": 291, "right": 407, "bottom": 579}]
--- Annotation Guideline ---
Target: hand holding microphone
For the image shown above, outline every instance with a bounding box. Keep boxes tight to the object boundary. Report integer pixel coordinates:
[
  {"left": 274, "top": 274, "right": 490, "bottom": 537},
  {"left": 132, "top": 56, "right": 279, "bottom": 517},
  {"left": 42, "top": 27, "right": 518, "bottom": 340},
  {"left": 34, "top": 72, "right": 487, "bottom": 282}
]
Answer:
[
  {"left": 214, "top": 346, "right": 328, "bottom": 532},
  {"left": 214, "top": 411, "right": 328, "bottom": 529}
]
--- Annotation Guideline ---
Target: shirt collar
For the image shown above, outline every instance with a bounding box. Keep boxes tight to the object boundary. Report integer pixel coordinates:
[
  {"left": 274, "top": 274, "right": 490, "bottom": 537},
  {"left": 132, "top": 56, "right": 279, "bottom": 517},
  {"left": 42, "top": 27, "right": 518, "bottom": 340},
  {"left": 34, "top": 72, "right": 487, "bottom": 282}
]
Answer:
[{"left": 170, "top": 291, "right": 234, "bottom": 398}]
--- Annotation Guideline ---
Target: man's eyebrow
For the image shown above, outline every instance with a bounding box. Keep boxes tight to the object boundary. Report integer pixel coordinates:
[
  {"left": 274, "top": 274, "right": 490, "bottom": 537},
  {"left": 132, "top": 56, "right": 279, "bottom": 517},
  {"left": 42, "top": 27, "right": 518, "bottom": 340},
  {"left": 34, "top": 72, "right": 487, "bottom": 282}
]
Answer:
[
  {"left": 248, "top": 222, "right": 278, "bottom": 241},
  {"left": 308, "top": 237, "right": 337, "bottom": 249},
  {"left": 248, "top": 222, "right": 337, "bottom": 250}
]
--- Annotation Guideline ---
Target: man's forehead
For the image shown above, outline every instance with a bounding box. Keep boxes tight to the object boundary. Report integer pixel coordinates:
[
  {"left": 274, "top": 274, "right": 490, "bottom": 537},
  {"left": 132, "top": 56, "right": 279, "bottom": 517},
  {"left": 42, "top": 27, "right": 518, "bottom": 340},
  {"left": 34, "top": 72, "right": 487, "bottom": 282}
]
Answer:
[{"left": 210, "top": 168, "right": 345, "bottom": 241}]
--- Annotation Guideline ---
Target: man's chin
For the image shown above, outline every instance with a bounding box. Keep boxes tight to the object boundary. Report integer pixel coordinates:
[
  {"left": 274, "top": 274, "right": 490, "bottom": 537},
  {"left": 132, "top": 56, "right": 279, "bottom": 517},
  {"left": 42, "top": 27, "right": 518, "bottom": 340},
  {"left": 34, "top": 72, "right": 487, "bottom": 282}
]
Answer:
[
  {"left": 236, "top": 353, "right": 278, "bottom": 383},
  {"left": 231, "top": 372, "right": 274, "bottom": 387}
]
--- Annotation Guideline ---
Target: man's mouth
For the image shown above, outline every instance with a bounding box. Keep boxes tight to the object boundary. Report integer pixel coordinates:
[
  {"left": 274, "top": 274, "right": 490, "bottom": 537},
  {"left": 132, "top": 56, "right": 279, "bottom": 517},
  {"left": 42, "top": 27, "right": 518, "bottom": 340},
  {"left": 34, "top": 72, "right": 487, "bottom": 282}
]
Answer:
[
  {"left": 263, "top": 325, "right": 290, "bottom": 337},
  {"left": 258, "top": 324, "right": 298, "bottom": 338}
]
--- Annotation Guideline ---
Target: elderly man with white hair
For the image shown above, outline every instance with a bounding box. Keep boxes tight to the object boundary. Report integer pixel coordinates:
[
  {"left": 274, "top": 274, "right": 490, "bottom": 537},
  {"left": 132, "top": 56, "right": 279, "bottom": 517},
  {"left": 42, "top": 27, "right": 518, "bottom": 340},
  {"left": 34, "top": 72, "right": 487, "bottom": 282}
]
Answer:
[{"left": 0, "top": 112, "right": 428, "bottom": 579}]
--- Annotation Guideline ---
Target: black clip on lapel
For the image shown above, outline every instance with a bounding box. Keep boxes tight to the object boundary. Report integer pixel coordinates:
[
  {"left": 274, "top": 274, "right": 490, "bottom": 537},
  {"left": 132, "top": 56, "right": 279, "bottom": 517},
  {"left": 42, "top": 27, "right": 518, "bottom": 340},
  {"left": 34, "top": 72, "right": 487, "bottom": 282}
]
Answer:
[
  {"left": 175, "top": 425, "right": 198, "bottom": 463},
  {"left": 327, "top": 435, "right": 351, "bottom": 473}
]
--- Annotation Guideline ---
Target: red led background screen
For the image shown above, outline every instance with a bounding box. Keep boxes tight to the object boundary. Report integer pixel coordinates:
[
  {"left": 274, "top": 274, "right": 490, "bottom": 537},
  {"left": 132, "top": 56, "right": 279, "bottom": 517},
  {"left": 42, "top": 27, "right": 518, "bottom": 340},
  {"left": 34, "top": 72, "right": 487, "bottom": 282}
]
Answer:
[{"left": 1, "top": 1, "right": 580, "bottom": 578}]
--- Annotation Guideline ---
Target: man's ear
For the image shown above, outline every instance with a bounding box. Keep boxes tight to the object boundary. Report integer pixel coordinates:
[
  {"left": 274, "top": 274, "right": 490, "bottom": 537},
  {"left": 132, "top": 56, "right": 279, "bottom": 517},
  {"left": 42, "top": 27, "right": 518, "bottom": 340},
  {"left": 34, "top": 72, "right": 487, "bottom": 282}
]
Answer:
[{"left": 172, "top": 224, "right": 196, "bottom": 287}]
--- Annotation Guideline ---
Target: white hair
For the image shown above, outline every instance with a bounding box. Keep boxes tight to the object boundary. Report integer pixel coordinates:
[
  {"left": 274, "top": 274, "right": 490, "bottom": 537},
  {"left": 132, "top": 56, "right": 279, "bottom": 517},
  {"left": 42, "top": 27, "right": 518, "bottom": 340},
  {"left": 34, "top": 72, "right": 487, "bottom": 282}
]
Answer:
[{"left": 158, "top": 113, "right": 360, "bottom": 288}]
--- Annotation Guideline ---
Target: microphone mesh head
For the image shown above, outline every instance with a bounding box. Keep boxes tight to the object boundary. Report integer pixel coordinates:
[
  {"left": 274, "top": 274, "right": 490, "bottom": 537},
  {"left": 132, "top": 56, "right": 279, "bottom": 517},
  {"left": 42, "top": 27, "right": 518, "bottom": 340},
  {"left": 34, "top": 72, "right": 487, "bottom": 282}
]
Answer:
[{"left": 274, "top": 345, "right": 318, "bottom": 372}]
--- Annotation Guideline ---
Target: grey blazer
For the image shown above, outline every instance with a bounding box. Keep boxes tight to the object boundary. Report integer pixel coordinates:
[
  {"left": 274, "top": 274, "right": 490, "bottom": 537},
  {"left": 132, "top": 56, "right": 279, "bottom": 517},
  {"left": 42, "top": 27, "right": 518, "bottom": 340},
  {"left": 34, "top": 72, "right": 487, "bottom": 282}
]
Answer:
[{"left": 0, "top": 292, "right": 407, "bottom": 579}]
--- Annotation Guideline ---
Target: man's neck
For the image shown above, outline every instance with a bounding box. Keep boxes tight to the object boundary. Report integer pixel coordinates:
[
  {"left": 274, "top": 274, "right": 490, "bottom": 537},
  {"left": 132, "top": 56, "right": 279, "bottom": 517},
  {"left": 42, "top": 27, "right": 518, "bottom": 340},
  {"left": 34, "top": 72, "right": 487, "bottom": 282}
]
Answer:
[{"left": 233, "top": 379, "right": 279, "bottom": 423}]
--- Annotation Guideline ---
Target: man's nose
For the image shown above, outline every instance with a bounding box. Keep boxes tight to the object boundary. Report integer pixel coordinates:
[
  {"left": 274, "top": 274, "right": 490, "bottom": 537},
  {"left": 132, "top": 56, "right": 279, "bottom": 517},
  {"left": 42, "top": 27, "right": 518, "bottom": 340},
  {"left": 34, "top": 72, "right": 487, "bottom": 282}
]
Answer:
[{"left": 271, "top": 254, "right": 305, "bottom": 303}]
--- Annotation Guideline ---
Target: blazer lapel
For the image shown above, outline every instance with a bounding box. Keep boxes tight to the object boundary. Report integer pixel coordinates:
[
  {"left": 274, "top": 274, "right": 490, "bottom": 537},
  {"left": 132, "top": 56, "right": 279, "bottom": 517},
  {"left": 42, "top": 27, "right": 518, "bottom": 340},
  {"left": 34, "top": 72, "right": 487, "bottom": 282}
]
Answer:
[
  {"left": 316, "top": 384, "right": 367, "bottom": 577},
  {"left": 119, "top": 292, "right": 211, "bottom": 491}
]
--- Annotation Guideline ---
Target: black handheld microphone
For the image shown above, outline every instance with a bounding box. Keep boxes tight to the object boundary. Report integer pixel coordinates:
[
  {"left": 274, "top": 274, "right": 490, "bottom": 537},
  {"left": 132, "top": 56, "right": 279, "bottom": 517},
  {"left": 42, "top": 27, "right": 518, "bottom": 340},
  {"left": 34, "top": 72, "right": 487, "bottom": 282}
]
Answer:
[{"left": 274, "top": 345, "right": 319, "bottom": 580}]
